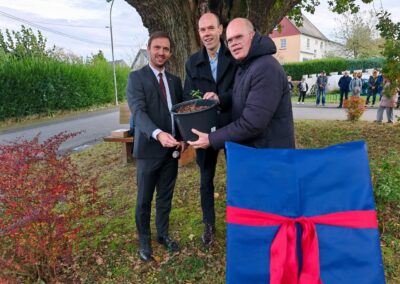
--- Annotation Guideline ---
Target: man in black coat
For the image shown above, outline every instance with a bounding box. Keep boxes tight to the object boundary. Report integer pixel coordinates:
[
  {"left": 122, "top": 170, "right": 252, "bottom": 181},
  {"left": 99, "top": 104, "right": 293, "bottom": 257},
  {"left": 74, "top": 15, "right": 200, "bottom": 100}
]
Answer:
[
  {"left": 127, "top": 31, "right": 184, "bottom": 262},
  {"left": 189, "top": 18, "right": 295, "bottom": 150},
  {"left": 337, "top": 70, "right": 352, "bottom": 108},
  {"left": 183, "top": 12, "right": 236, "bottom": 247}
]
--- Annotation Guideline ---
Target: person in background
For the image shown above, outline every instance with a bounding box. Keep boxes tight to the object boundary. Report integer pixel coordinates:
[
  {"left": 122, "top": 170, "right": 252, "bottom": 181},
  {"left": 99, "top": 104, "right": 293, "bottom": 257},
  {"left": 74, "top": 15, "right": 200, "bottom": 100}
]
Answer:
[
  {"left": 316, "top": 71, "right": 327, "bottom": 107},
  {"left": 337, "top": 70, "right": 351, "bottom": 108},
  {"left": 297, "top": 77, "right": 308, "bottom": 104},
  {"left": 350, "top": 72, "right": 363, "bottom": 97},
  {"left": 183, "top": 12, "right": 236, "bottom": 247},
  {"left": 287, "top": 76, "right": 294, "bottom": 97},
  {"left": 376, "top": 72, "right": 384, "bottom": 102},
  {"left": 366, "top": 70, "right": 379, "bottom": 107},
  {"left": 376, "top": 77, "right": 398, "bottom": 123}
]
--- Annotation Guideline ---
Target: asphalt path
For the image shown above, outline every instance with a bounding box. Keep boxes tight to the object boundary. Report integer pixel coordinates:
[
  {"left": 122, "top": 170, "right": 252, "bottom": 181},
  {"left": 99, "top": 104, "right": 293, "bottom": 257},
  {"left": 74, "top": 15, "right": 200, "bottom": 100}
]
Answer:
[
  {"left": 0, "top": 103, "right": 397, "bottom": 153},
  {"left": 0, "top": 108, "right": 129, "bottom": 153}
]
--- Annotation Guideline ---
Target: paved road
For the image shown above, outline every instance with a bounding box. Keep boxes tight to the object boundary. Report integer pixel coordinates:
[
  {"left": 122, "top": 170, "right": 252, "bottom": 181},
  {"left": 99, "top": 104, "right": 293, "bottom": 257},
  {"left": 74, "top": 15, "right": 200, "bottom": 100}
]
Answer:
[
  {"left": 0, "top": 103, "right": 397, "bottom": 153},
  {"left": 292, "top": 103, "right": 384, "bottom": 121},
  {"left": 0, "top": 108, "right": 129, "bottom": 153}
]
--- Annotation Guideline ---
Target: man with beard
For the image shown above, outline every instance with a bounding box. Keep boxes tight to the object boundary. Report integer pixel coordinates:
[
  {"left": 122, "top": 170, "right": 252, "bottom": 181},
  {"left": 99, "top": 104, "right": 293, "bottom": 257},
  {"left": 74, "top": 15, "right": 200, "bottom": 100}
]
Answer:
[{"left": 127, "top": 31, "right": 184, "bottom": 262}]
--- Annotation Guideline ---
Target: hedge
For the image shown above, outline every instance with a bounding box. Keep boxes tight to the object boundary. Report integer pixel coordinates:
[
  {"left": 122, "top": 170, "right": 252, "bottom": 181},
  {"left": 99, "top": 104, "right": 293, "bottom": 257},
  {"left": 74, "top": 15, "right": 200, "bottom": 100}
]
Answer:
[
  {"left": 0, "top": 56, "right": 130, "bottom": 120},
  {"left": 283, "top": 57, "right": 385, "bottom": 80}
]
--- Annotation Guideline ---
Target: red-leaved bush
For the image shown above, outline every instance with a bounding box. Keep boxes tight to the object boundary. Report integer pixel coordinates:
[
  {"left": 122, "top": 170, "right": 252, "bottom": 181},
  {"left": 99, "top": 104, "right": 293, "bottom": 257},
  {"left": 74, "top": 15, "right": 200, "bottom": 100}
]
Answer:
[
  {"left": 0, "top": 132, "right": 99, "bottom": 282},
  {"left": 343, "top": 96, "right": 366, "bottom": 121}
]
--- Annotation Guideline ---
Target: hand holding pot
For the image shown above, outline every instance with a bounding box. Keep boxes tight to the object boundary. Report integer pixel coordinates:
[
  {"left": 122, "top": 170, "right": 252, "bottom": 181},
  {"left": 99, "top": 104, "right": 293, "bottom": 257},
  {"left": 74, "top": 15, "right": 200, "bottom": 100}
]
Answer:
[
  {"left": 157, "top": 131, "right": 180, "bottom": 148},
  {"left": 188, "top": 129, "right": 210, "bottom": 149},
  {"left": 203, "top": 92, "right": 219, "bottom": 103}
]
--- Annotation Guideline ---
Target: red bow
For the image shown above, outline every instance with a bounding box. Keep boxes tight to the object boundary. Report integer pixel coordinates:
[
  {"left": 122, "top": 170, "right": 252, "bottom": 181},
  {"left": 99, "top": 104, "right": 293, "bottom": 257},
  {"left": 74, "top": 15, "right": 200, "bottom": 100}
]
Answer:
[{"left": 226, "top": 206, "right": 378, "bottom": 284}]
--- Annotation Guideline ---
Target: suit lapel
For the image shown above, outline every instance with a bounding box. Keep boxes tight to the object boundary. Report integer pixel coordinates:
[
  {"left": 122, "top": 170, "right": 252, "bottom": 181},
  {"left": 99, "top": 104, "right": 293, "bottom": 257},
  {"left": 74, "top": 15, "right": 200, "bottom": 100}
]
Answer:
[{"left": 165, "top": 72, "right": 177, "bottom": 105}]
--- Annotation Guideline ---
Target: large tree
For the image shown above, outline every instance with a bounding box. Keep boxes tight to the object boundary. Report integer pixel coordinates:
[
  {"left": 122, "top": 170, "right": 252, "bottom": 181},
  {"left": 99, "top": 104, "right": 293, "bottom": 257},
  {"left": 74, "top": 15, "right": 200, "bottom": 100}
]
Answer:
[{"left": 124, "top": 0, "right": 381, "bottom": 78}]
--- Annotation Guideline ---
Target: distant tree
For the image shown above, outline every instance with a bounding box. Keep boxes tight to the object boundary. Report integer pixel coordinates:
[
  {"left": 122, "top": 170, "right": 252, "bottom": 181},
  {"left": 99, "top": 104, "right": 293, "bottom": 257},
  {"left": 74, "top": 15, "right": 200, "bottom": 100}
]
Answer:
[
  {"left": 0, "top": 25, "right": 55, "bottom": 59},
  {"left": 47, "top": 46, "right": 84, "bottom": 64},
  {"left": 88, "top": 50, "right": 107, "bottom": 65},
  {"left": 376, "top": 10, "right": 400, "bottom": 88},
  {"left": 333, "top": 11, "right": 384, "bottom": 58}
]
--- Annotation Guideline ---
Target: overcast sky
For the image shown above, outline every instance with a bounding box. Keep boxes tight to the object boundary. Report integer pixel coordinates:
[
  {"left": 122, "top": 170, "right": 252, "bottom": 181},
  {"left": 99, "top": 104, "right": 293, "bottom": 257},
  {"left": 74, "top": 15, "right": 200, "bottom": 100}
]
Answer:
[{"left": 0, "top": 0, "right": 399, "bottom": 65}]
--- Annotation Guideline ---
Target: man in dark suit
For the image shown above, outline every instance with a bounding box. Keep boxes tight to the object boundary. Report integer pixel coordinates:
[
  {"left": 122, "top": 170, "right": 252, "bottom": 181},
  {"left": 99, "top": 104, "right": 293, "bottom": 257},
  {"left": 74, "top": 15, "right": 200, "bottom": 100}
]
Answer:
[
  {"left": 183, "top": 12, "right": 236, "bottom": 247},
  {"left": 127, "top": 31, "right": 184, "bottom": 262},
  {"left": 188, "top": 18, "right": 295, "bottom": 150}
]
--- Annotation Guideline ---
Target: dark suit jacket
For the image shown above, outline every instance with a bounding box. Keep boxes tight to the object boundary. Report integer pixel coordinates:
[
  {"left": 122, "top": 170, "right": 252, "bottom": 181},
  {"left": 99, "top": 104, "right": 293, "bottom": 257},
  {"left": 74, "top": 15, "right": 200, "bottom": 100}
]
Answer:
[
  {"left": 183, "top": 42, "right": 236, "bottom": 127},
  {"left": 127, "top": 65, "right": 183, "bottom": 159}
]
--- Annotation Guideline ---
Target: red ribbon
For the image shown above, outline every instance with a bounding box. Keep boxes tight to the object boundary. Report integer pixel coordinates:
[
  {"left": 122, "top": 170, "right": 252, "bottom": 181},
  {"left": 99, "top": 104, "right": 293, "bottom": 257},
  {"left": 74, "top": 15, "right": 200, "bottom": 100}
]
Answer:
[{"left": 226, "top": 206, "right": 378, "bottom": 284}]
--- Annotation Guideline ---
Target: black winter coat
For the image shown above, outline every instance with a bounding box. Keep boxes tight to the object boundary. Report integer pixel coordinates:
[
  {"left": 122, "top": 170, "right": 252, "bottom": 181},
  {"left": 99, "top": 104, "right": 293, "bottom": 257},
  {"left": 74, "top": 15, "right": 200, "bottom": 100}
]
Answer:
[
  {"left": 183, "top": 42, "right": 237, "bottom": 127},
  {"left": 209, "top": 33, "right": 295, "bottom": 150}
]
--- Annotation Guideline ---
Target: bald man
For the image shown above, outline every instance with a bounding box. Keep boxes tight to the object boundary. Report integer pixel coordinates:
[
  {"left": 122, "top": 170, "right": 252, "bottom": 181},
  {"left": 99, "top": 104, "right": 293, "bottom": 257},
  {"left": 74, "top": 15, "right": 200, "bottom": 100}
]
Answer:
[
  {"left": 189, "top": 18, "right": 295, "bottom": 150},
  {"left": 183, "top": 12, "right": 236, "bottom": 247}
]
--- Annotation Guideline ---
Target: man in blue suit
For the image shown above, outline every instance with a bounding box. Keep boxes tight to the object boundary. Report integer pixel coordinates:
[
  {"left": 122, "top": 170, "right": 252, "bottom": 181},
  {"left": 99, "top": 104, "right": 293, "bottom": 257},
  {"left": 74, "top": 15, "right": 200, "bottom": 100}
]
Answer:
[{"left": 127, "top": 31, "right": 184, "bottom": 262}]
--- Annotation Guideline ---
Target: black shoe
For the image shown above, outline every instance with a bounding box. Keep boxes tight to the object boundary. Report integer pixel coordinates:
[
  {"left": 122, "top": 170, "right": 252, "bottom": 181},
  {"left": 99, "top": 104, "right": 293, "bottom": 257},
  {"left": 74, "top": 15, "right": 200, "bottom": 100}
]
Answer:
[
  {"left": 201, "top": 223, "right": 215, "bottom": 247},
  {"left": 138, "top": 241, "right": 153, "bottom": 262},
  {"left": 157, "top": 235, "right": 180, "bottom": 252}
]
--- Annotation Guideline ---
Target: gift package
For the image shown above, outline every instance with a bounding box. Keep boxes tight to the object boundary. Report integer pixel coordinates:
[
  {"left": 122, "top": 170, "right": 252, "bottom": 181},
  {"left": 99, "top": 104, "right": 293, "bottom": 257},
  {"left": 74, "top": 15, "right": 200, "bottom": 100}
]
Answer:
[{"left": 226, "top": 141, "right": 385, "bottom": 284}]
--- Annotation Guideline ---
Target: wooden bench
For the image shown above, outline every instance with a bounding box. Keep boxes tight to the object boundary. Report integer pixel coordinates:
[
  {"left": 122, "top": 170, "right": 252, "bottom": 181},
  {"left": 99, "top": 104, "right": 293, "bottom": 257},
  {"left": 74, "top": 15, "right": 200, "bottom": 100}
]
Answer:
[
  {"left": 104, "top": 103, "right": 196, "bottom": 166},
  {"left": 103, "top": 135, "right": 134, "bottom": 164}
]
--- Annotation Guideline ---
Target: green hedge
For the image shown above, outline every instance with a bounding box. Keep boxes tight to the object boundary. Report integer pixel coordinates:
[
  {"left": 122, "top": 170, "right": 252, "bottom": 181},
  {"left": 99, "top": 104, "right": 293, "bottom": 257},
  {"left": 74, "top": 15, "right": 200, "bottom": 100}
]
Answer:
[
  {"left": 283, "top": 57, "right": 385, "bottom": 80},
  {"left": 0, "top": 56, "right": 130, "bottom": 120}
]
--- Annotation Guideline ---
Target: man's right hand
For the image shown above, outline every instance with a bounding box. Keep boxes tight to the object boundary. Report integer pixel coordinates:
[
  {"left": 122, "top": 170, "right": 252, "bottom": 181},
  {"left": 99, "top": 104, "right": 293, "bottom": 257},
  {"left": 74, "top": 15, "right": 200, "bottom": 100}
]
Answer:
[{"left": 156, "top": 131, "right": 179, "bottom": 148}]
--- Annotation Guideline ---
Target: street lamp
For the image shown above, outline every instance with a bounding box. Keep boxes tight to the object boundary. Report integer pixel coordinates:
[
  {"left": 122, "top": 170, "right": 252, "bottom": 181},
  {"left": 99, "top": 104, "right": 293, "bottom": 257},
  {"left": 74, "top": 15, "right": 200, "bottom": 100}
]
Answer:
[{"left": 106, "top": 0, "right": 118, "bottom": 106}]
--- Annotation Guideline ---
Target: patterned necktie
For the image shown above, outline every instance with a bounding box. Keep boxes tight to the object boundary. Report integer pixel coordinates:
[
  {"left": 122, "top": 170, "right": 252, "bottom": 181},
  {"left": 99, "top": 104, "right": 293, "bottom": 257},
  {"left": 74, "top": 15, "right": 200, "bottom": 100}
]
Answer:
[{"left": 158, "top": 73, "right": 167, "bottom": 102}]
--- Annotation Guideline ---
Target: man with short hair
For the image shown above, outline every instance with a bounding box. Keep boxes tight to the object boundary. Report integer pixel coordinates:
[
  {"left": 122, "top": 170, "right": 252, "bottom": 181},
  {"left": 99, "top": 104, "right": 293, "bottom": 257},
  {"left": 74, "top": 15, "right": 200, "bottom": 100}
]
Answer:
[
  {"left": 188, "top": 18, "right": 295, "bottom": 151},
  {"left": 337, "top": 70, "right": 351, "bottom": 108},
  {"left": 316, "top": 71, "right": 327, "bottom": 107},
  {"left": 127, "top": 31, "right": 184, "bottom": 262},
  {"left": 183, "top": 12, "right": 236, "bottom": 246}
]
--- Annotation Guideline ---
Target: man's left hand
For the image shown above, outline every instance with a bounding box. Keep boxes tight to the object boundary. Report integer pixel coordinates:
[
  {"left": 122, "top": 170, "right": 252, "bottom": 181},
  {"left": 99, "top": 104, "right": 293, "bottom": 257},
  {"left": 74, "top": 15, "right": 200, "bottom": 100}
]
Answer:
[
  {"left": 203, "top": 92, "right": 219, "bottom": 103},
  {"left": 187, "top": 129, "right": 210, "bottom": 149}
]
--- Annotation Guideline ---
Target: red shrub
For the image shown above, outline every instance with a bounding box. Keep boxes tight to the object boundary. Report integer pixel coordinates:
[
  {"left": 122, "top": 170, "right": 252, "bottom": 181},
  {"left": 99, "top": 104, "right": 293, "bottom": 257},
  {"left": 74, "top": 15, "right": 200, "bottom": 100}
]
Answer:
[
  {"left": 343, "top": 96, "right": 366, "bottom": 121},
  {"left": 0, "top": 132, "right": 99, "bottom": 282}
]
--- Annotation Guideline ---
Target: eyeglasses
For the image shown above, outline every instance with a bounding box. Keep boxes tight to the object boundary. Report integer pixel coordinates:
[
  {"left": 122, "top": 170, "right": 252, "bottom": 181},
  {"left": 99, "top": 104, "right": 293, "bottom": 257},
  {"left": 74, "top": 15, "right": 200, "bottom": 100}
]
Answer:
[{"left": 225, "top": 32, "right": 253, "bottom": 47}]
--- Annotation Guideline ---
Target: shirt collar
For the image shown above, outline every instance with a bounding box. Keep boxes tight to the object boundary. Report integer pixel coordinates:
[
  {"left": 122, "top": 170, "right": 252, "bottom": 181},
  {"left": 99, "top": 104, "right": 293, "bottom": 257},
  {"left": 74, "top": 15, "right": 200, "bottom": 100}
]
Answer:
[
  {"left": 208, "top": 44, "right": 221, "bottom": 62},
  {"left": 148, "top": 63, "right": 165, "bottom": 78}
]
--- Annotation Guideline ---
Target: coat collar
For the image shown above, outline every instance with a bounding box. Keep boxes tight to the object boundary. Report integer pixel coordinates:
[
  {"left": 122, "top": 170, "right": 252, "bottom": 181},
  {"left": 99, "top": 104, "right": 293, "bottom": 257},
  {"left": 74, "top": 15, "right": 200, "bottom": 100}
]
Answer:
[{"left": 193, "top": 41, "right": 232, "bottom": 83}]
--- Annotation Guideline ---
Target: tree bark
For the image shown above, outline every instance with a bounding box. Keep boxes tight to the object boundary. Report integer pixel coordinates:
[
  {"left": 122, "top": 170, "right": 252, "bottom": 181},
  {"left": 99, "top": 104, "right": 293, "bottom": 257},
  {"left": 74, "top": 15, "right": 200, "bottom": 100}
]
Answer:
[{"left": 125, "top": 0, "right": 301, "bottom": 79}]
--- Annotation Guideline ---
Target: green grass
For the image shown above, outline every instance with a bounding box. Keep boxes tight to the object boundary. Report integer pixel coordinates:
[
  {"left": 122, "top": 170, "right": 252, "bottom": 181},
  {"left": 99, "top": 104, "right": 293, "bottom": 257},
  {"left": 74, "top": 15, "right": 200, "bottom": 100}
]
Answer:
[{"left": 61, "top": 121, "right": 400, "bottom": 283}]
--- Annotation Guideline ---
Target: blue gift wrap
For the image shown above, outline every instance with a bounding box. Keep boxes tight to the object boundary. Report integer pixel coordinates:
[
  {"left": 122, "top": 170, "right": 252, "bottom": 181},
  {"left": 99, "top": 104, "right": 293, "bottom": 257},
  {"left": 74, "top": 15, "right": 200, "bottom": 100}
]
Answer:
[{"left": 226, "top": 141, "right": 385, "bottom": 284}]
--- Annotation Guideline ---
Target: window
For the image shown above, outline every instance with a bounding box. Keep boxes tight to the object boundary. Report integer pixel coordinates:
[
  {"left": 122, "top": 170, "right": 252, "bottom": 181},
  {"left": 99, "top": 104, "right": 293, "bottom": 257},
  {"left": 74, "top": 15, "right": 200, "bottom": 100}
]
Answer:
[
  {"left": 320, "top": 42, "right": 323, "bottom": 49},
  {"left": 307, "top": 39, "right": 310, "bottom": 49},
  {"left": 280, "top": 38, "right": 286, "bottom": 49}
]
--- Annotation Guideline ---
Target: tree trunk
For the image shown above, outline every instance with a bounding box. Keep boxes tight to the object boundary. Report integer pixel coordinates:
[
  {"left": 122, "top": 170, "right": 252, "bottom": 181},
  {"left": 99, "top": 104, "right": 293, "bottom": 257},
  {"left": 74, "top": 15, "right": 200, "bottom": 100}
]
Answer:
[{"left": 125, "top": 0, "right": 301, "bottom": 79}]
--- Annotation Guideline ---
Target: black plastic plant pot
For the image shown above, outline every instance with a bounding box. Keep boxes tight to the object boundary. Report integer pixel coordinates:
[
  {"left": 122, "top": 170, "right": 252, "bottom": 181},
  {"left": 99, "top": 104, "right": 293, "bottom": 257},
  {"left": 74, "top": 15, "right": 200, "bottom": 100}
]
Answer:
[{"left": 171, "top": 99, "right": 218, "bottom": 141}]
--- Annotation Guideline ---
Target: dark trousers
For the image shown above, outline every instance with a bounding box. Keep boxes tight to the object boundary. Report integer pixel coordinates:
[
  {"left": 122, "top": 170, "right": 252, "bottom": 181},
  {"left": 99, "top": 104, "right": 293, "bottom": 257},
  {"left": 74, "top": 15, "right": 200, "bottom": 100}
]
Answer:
[
  {"left": 366, "top": 91, "right": 377, "bottom": 105},
  {"left": 298, "top": 91, "right": 306, "bottom": 102},
  {"left": 339, "top": 89, "right": 349, "bottom": 106},
  {"left": 196, "top": 147, "right": 219, "bottom": 225},
  {"left": 135, "top": 155, "right": 178, "bottom": 246}
]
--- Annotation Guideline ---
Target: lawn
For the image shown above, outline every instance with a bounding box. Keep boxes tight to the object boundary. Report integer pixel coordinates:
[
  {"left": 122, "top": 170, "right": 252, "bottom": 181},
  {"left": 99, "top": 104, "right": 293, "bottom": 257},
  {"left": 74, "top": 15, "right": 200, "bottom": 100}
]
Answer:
[{"left": 66, "top": 120, "right": 400, "bottom": 283}]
